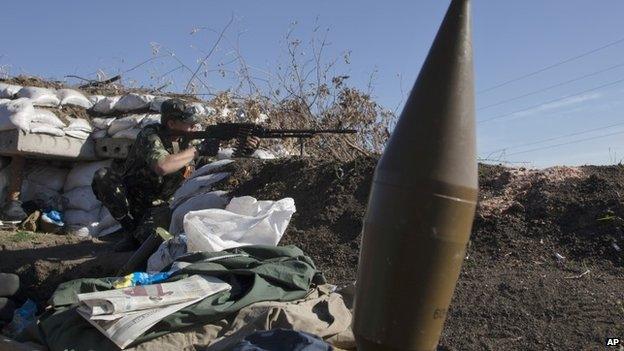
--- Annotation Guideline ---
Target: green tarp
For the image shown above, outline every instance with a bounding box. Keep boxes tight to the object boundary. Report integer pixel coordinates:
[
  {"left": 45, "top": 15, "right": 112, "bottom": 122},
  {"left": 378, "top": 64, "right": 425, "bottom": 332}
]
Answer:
[{"left": 39, "top": 245, "right": 325, "bottom": 351}]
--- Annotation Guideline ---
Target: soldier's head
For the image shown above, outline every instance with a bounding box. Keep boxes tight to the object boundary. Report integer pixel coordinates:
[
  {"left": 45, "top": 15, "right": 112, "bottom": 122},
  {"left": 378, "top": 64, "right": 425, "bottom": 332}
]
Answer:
[{"left": 160, "top": 98, "right": 200, "bottom": 132}]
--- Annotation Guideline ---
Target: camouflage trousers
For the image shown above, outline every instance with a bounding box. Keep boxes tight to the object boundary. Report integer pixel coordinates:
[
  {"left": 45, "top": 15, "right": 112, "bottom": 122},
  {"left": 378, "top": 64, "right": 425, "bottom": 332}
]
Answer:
[{"left": 91, "top": 167, "right": 170, "bottom": 242}]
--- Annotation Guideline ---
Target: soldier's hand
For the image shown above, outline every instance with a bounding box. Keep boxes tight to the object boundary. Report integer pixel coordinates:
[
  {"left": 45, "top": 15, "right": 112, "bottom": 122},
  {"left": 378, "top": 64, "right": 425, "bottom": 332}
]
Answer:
[
  {"left": 195, "top": 138, "right": 220, "bottom": 157},
  {"left": 245, "top": 136, "right": 260, "bottom": 151}
]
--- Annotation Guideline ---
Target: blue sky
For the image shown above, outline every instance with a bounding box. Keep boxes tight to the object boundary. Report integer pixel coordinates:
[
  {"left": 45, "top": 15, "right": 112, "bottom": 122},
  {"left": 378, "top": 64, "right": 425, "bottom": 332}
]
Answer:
[{"left": 1, "top": 0, "right": 624, "bottom": 167}]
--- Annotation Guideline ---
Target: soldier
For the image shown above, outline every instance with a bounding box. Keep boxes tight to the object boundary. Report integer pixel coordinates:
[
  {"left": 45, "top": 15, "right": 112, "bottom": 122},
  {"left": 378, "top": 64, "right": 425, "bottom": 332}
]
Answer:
[{"left": 92, "top": 98, "right": 259, "bottom": 251}]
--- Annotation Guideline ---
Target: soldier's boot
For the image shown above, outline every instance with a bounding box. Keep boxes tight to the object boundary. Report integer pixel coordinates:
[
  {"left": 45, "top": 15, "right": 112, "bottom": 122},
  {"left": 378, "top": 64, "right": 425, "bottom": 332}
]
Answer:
[
  {"left": 113, "top": 214, "right": 140, "bottom": 252},
  {"left": 0, "top": 200, "right": 27, "bottom": 223}
]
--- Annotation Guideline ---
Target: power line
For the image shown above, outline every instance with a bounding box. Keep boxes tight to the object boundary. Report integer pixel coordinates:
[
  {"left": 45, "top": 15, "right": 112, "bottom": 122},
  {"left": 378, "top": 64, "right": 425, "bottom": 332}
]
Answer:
[
  {"left": 477, "top": 62, "right": 624, "bottom": 111},
  {"left": 478, "top": 77, "right": 624, "bottom": 124},
  {"left": 485, "top": 121, "right": 624, "bottom": 155},
  {"left": 505, "top": 129, "right": 624, "bottom": 156},
  {"left": 478, "top": 36, "right": 624, "bottom": 94}
]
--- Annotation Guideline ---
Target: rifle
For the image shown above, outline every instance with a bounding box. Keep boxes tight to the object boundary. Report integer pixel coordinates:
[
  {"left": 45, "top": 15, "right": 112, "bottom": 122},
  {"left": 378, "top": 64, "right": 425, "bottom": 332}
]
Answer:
[{"left": 168, "top": 122, "right": 357, "bottom": 157}]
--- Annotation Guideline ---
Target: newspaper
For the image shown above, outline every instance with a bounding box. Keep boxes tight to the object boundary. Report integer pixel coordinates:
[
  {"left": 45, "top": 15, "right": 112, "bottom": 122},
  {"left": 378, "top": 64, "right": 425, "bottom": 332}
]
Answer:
[{"left": 76, "top": 275, "right": 231, "bottom": 349}]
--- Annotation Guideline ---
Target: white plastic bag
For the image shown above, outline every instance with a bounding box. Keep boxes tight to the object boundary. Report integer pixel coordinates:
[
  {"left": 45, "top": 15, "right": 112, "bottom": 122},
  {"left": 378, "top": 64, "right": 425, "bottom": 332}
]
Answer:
[
  {"left": 56, "top": 89, "right": 93, "bottom": 108},
  {"left": 114, "top": 93, "right": 153, "bottom": 112},
  {"left": 92, "top": 96, "right": 120, "bottom": 114},
  {"left": 25, "top": 164, "right": 68, "bottom": 191},
  {"left": 147, "top": 234, "right": 188, "bottom": 273},
  {"left": 184, "top": 196, "right": 296, "bottom": 253},
  {"left": 64, "top": 159, "right": 112, "bottom": 192},
  {"left": 0, "top": 83, "right": 22, "bottom": 98},
  {"left": 169, "top": 191, "right": 229, "bottom": 234},
  {"left": 63, "top": 186, "right": 100, "bottom": 211},
  {"left": 112, "top": 128, "right": 141, "bottom": 139},
  {"left": 32, "top": 109, "right": 65, "bottom": 128},
  {"left": 16, "top": 87, "right": 60, "bottom": 107},
  {"left": 108, "top": 114, "right": 145, "bottom": 135},
  {"left": 0, "top": 98, "right": 35, "bottom": 131}
]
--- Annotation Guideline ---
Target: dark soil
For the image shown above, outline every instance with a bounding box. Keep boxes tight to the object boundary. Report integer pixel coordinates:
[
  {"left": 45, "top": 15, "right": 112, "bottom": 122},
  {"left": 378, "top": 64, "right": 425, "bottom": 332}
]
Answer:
[{"left": 1, "top": 156, "right": 623, "bottom": 350}]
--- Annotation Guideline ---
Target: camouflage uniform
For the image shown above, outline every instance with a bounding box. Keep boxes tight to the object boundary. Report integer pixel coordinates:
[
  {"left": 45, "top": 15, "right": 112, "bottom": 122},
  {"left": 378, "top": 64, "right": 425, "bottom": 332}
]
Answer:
[{"left": 91, "top": 124, "right": 186, "bottom": 238}]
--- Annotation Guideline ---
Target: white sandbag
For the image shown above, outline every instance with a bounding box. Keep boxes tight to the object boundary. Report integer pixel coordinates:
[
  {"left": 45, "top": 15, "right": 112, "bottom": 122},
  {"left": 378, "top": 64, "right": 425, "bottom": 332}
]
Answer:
[
  {"left": 114, "top": 93, "right": 154, "bottom": 112},
  {"left": 217, "top": 148, "right": 234, "bottom": 160},
  {"left": 91, "top": 117, "right": 116, "bottom": 130},
  {"left": 147, "top": 234, "right": 188, "bottom": 273},
  {"left": 187, "top": 102, "right": 206, "bottom": 115},
  {"left": 64, "top": 117, "right": 93, "bottom": 132},
  {"left": 91, "top": 129, "right": 107, "bottom": 139},
  {"left": 252, "top": 149, "right": 276, "bottom": 159},
  {"left": 20, "top": 179, "right": 61, "bottom": 204},
  {"left": 89, "top": 95, "right": 106, "bottom": 105},
  {"left": 149, "top": 96, "right": 169, "bottom": 112},
  {"left": 0, "top": 99, "right": 10, "bottom": 105},
  {"left": 56, "top": 89, "right": 93, "bottom": 108},
  {"left": 170, "top": 172, "right": 231, "bottom": 209},
  {"left": 32, "top": 109, "right": 65, "bottom": 128},
  {"left": 187, "top": 159, "right": 234, "bottom": 180},
  {"left": 140, "top": 114, "right": 161, "bottom": 127},
  {"left": 0, "top": 83, "right": 22, "bottom": 98},
  {"left": 92, "top": 96, "right": 120, "bottom": 114},
  {"left": 64, "top": 159, "right": 112, "bottom": 192},
  {"left": 65, "top": 208, "right": 100, "bottom": 226},
  {"left": 108, "top": 114, "right": 145, "bottom": 135},
  {"left": 184, "top": 196, "right": 296, "bottom": 253},
  {"left": 16, "top": 87, "right": 60, "bottom": 107},
  {"left": 169, "top": 191, "right": 229, "bottom": 234},
  {"left": 65, "top": 130, "right": 89, "bottom": 140},
  {"left": 29, "top": 123, "right": 65, "bottom": 136},
  {"left": 63, "top": 186, "right": 100, "bottom": 211},
  {"left": 0, "top": 98, "right": 35, "bottom": 131},
  {"left": 112, "top": 128, "right": 141, "bottom": 139},
  {"left": 25, "top": 164, "right": 68, "bottom": 192}
]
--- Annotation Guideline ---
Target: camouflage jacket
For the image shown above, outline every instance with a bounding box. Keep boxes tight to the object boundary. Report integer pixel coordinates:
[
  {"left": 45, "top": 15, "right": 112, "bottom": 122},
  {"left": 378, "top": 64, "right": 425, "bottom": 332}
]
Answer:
[{"left": 121, "top": 124, "right": 188, "bottom": 204}]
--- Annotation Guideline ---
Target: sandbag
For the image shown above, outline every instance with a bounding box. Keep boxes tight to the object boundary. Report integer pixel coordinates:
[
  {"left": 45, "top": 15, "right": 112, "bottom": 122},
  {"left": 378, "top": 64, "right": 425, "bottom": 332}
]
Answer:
[
  {"left": 63, "top": 186, "right": 100, "bottom": 211},
  {"left": 91, "top": 117, "right": 116, "bottom": 130},
  {"left": 65, "top": 117, "right": 93, "bottom": 132},
  {"left": 0, "top": 83, "right": 22, "bottom": 98},
  {"left": 65, "top": 130, "right": 89, "bottom": 140},
  {"left": 149, "top": 96, "right": 169, "bottom": 112},
  {"left": 170, "top": 172, "right": 231, "bottom": 209},
  {"left": 108, "top": 114, "right": 145, "bottom": 135},
  {"left": 184, "top": 196, "right": 296, "bottom": 253},
  {"left": 187, "top": 159, "right": 234, "bottom": 180},
  {"left": 25, "top": 164, "right": 68, "bottom": 192},
  {"left": 88, "top": 95, "right": 106, "bottom": 105},
  {"left": 140, "top": 114, "right": 161, "bottom": 127},
  {"left": 64, "top": 160, "right": 112, "bottom": 192},
  {"left": 92, "top": 96, "right": 120, "bottom": 114},
  {"left": 112, "top": 128, "right": 141, "bottom": 139},
  {"left": 32, "top": 109, "right": 65, "bottom": 128},
  {"left": 64, "top": 208, "right": 100, "bottom": 226},
  {"left": 91, "top": 130, "right": 107, "bottom": 139},
  {"left": 57, "top": 89, "right": 93, "bottom": 108},
  {"left": 29, "top": 123, "right": 65, "bottom": 136},
  {"left": 0, "top": 98, "right": 35, "bottom": 131},
  {"left": 16, "top": 87, "right": 60, "bottom": 107},
  {"left": 114, "top": 93, "right": 153, "bottom": 113},
  {"left": 169, "top": 191, "right": 229, "bottom": 234},
  {"left": 20, "top": 179, "right": 61, "bottom": 204}
]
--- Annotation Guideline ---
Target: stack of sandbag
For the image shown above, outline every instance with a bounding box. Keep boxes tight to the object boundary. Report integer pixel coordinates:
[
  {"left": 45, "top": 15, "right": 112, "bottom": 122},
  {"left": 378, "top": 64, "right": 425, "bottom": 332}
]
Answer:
[
  {"left": 90, "top": 117, "right": 116, "bottom": 139},
  {"left": 16, "top": 87, "right": 60, "bottom": 107},
  {"left": 0, "top": 83, "right": 22, "bottom": 98},
  {"left": 0, "top": 98, "right": 35, "bottom": 131},
  {"left": 56, "top": 89, "right": 93, "bottom": 108},
  {"left": 91, "top": 93, "right": 155, "bottom": 114},
  {"left": 170, "top": 159, "right": 234, "bottom": 209},
  {"left": 20, "top": 162, "right": 68, "bottom": 209},
  {"left": 63, "top": 117, "right": 93, "bottom": 140},
  {"left": 29, "top": 109, "right": 66, "bottom": 136},
  {"left": 90, "top": 113, "right": 161, "bottom": 140},
  {"left": 62, "top": 160, "right": 111, "bottom": 236}
]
